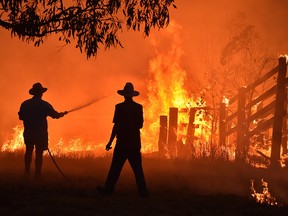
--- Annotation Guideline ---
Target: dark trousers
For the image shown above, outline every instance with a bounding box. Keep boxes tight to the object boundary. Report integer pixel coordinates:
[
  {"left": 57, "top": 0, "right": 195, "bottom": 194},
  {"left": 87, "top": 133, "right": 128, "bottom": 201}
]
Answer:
[
  {"left": 25, "top": 144, "right": 44, "bottom": 177},
  {"left": 105, "top": 147, "right": 148, "bottom": 195}
]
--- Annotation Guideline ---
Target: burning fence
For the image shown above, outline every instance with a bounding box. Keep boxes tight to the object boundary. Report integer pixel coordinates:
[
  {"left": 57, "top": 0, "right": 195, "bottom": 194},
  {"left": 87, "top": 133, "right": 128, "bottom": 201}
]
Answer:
[
  {"left": 157, "top": 106, "right": 219, "bottom": 159},
  {"left": 218, "top": 56, "right": 288, "bottom": 167},
  {"left": 141, "top": 55, "right": 288, "bottom": 167}
]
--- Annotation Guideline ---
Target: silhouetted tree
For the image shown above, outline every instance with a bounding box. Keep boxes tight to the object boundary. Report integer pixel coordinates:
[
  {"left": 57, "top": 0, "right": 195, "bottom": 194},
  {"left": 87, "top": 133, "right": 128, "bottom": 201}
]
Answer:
[
  {"left": 220, "top": 12, "right": 274, "bottom": 94},
  {"left": 219, "top": 12, "right": 276, "bottom": 164},
  {"left": 0, "top": 0, "right": 176, "bottom": 58}
]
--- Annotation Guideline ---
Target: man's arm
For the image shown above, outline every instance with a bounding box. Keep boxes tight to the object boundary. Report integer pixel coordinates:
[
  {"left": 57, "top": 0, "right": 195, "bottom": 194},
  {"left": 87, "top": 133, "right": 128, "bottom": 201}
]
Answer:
[
  {"left": 46, "top": 102, "right": 68, "bottom": 119},
  {"left": 18, "top": 104, "right": 24, "bottom": 120},
  {"left": 50, "top": 110, "right": 68, "bottom": 119},
  {"left": 106, "top": 123, "right": 119, "bottom": 151}
]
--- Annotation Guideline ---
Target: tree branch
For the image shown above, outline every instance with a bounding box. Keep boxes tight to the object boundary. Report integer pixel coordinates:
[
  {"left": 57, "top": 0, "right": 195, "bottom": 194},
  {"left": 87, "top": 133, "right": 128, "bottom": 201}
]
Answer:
[{"left": 0, "top": 19, "right": 13, "bottom": 29}]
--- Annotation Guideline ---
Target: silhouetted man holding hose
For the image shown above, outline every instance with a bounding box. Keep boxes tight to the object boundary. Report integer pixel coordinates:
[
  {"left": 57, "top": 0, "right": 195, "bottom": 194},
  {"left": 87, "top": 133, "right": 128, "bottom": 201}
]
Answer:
[
  {"left": 18, "top": 82, "right": 67, "bottom": 178},
  {"left": 97, "top": 82, "right": 148, "bottom": 197}
]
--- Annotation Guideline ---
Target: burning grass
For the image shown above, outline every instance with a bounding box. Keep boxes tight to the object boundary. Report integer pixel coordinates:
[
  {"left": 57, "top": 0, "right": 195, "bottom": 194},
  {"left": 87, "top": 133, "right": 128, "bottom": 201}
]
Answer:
[
  {"left": 0, "top": 153, "right": 288, "bottom": 215},
  {"left": 251, "top": 179, "right": 278, "bottom": 205}
]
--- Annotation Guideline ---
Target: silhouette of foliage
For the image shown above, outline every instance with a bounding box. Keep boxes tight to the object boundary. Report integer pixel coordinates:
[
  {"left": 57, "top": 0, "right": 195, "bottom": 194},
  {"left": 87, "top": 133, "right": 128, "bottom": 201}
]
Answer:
[{"left": 0, "top": 0, "right": 176, "bottom": 58}]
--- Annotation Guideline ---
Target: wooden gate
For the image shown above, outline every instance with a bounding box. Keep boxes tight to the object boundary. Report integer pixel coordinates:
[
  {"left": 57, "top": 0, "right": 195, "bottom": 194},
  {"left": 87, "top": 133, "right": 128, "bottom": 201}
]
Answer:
[{"left": 219, "top": 56, "right": 288, "bottom": 167}]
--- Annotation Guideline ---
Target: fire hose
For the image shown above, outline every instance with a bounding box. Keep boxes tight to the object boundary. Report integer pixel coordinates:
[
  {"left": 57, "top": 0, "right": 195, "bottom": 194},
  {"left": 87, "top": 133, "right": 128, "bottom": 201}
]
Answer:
[
  {"left": 47, "top": 148, "right": 69, "bottom": 180},
  {"left": 67, "top": 98, "right": 103, "bottom": 113},
  {"left": 47, "top": 95, "right": 107, "bottom": 179}
]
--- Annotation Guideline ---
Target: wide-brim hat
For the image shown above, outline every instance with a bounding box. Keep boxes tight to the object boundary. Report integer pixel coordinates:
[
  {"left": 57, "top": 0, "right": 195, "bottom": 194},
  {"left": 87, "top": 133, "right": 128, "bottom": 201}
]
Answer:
[
  {"left": 29, "top": 82, "right": 47, "bottom": 95},
  {"left": 117, "top": 82, "right": 139, "bottom": 97}
]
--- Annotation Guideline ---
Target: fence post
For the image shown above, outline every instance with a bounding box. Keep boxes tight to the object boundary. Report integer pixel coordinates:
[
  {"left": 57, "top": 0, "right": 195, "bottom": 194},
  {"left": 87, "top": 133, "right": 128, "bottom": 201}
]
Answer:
[
  {"left": 219, "top": 102, "right": 227, "bottom": 146},
  {"left": 186, "top": 108, "right": 197, "bottom": 157},
  {"left": 236, "top": 87, "right": 247, "bottom": 163},
  {"left": 282, "top": 87, "right": 288, "bottom": 155},
  {"left": 168, "top": 107, "right": 178, "bottom": 158},
  {"left": 271, "top": 56, "right": 287, "bottom": 168},
  {"left": 158, "top": 115, "right": 168, "bottom": 158}
]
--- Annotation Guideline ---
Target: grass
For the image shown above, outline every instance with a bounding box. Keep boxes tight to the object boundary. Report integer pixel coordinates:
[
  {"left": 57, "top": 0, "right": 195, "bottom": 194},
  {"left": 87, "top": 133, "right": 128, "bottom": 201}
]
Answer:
[{"left": 0, "top": 153, "right": 288, "bottom": 215}]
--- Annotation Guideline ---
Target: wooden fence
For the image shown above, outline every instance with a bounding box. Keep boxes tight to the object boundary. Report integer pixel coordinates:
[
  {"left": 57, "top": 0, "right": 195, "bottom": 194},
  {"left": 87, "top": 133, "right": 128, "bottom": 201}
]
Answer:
[
  {"left": 219, "top": 56, "right": 288, "bottom": 167},
  {"left": 157, "top": 56, "right": 287, "bottom": 166}
]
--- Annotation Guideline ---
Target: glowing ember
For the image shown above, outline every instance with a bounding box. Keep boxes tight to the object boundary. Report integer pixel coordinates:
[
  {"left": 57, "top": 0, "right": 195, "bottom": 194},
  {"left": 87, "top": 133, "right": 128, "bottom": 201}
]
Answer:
[
  {"left": 250, "top": 179, "right": 278, "bottom": 206},
  {"left": 222, "top": 96, "right": 229, "bottom": 107}
]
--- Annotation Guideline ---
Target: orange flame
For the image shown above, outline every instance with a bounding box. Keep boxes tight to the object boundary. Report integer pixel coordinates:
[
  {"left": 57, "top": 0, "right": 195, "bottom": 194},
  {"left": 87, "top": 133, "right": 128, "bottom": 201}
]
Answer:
[
  {"left": 1, "top": 125, "right": 25, "bottom": 153},
  {"left": 1, "top": 125, "right": 106, "bottom": 158},
  {"left": 250, "top": 179, "right": 279, "bottom": 206},
  {"left": 141, "top": 21, "right": 211, "bottom": 155}
]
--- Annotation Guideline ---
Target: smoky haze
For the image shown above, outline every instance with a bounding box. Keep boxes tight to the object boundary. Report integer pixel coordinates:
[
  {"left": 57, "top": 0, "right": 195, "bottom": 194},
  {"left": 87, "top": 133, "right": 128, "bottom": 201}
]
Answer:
[{"left": 0, "top": 0, "right": 287, "bottom": 149}]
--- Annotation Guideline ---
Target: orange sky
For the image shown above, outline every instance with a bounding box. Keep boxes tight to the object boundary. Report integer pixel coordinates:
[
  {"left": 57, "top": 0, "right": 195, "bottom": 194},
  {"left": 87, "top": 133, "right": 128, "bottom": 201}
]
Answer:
[{"left": 1, "top": 0, "right": 288, "bottom": 150}]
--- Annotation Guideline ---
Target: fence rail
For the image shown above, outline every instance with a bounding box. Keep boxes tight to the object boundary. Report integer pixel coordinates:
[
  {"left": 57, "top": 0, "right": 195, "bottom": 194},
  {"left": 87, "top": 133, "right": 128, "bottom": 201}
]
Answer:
[{"left": 219, "top": 56, "right": 288, "bottom": 167}]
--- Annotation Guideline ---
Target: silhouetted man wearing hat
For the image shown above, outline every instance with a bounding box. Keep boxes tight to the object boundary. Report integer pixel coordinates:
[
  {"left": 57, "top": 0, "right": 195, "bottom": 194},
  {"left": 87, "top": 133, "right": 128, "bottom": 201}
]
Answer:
[
  {"left": 97, "top": 82, "right": 148, "bottom": 197},
  {"left": 18, "top": 82, "right": 67, "bottom": 178}
]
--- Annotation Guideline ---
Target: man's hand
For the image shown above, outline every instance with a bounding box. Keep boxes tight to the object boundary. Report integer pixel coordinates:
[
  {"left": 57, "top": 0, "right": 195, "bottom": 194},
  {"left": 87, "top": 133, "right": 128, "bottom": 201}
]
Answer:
[
  {"left": 60, "top": 111, "right": 68, "bottom": 117},
  {"left": 106, "top": 143, "right": 112, "bottom": 151}
]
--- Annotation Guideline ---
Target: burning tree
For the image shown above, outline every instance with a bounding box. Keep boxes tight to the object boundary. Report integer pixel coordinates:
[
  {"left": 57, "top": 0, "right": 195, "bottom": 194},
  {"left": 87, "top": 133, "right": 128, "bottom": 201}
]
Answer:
[{"left": 0, "top": 0, "right": 176, "bottom": 58}]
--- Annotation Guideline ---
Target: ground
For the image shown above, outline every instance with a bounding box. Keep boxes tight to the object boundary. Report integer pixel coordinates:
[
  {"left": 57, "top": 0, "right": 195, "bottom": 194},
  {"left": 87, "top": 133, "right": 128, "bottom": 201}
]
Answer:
[{"left": 0, "top": 153, "right": 288, "bottom": 215}]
